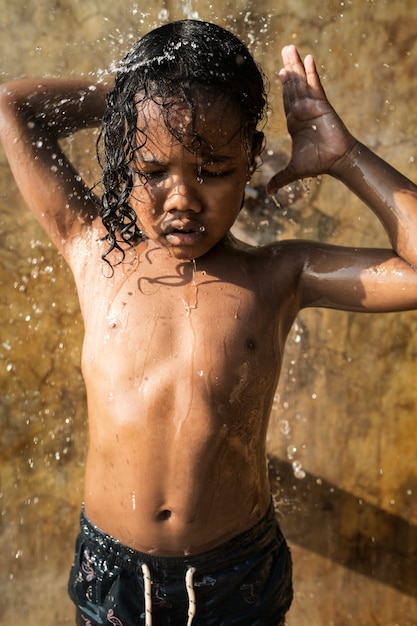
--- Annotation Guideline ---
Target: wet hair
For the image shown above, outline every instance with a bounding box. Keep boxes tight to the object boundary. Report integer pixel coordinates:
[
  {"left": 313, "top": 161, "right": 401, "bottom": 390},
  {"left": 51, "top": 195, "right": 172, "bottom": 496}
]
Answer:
[{"left": 98, "top": 19, "right": 268, "bottom": 266}]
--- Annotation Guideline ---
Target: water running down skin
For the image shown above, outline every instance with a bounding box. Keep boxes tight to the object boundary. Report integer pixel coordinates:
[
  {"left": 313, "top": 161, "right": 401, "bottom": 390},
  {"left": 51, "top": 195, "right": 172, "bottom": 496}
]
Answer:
[{"left": 1, "top": 43, "right": 417, "bottom": 562}]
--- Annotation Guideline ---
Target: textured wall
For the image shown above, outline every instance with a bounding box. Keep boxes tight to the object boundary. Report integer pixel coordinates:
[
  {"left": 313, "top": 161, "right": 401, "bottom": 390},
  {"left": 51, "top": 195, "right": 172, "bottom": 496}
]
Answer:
[{"left": 1, "top": 1, "right": 417, "bottom": 624}]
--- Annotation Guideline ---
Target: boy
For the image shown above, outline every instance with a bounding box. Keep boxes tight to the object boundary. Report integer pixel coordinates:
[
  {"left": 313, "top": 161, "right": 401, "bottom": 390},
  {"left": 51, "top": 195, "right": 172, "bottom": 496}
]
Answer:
[{"left": 1, "top": 18, "right": 417, "bottom": 626}]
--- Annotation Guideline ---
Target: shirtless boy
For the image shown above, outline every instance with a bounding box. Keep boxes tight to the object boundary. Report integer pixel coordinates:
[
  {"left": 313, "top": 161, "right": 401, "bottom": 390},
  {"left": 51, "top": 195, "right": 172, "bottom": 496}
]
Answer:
[{"left": 1, "top": 19, "right": 417, "bottom": 626}]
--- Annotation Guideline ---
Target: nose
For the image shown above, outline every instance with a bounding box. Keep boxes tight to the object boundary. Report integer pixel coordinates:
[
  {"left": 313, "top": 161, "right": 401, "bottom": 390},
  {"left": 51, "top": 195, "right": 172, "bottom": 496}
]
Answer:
[{"left": 163, "top": 177, "right": 202, "bottom": 214}]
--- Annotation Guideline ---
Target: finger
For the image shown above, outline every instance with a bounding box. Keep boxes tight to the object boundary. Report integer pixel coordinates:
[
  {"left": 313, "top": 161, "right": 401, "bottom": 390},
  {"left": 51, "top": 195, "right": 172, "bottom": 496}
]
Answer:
[
  {"left": 304, "top": 53, "right": 327, "bottom": 97},
  {"left": 266, "top": 167, "right": 297, "bottom": 196},
  {"left": 281, "top": 46, "right": 325, "bottom": 96},
  {"left": 281, "top": 45, "right": 306, "bottom": 81},
  {"left": 279, "top": 45, "right": 310, "bottom": 109}
]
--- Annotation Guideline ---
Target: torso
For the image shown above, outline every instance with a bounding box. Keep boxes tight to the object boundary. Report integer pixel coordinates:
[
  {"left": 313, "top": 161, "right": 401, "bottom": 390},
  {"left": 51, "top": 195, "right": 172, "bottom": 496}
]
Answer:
[{"left": 68, "top": 225, "right": 299, "bottom": 555}]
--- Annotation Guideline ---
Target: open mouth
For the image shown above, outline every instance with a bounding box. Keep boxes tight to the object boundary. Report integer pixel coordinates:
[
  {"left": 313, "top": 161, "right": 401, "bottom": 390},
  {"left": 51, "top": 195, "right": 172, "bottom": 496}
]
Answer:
[
  {"left": 165, "top": 229, "right": 204, "bottom": 245},
  {"left": 162, "top": 219, "right": 205, "bottom": 245}
]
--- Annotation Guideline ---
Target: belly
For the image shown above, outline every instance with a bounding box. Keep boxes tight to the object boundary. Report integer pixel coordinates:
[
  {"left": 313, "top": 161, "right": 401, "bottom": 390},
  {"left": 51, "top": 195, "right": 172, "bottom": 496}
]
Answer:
[
  {"left": 79, "top": 292, "right": 280, "bottom": 553},
  {"left": 82, "top": 369, "right": 272, "bottom": 554}
]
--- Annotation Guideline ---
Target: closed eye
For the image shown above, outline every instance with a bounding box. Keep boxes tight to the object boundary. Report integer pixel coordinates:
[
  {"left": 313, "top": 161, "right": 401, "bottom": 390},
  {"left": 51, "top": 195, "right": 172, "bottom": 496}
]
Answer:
[
  {"left": 199, "top": 163, "right": 235, "bottom": 179},
  {"left": 132, "top": 169, "right": 166, "bottom": 184},
  {"left": 201, "top": 168, "right": 232, "bottom": 178}
]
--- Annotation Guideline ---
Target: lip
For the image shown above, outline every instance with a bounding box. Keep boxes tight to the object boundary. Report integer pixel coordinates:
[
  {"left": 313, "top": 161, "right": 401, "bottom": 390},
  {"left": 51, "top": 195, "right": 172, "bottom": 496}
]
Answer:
[{"left": 161, "top": 218, "right": 206, "bottom": 246}]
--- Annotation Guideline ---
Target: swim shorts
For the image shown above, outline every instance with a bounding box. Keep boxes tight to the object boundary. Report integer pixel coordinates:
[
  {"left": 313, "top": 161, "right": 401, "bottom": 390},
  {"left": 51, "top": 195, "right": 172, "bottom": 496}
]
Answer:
[{"left": 68, "top": 503, "right": 293, "bottom": 626}]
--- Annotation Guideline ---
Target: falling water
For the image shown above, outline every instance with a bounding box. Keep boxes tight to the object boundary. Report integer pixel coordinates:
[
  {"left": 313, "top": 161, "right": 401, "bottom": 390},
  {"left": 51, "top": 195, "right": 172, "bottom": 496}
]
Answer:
[{"left": 182, "top": 259, "right": 198, "bottom": 314}]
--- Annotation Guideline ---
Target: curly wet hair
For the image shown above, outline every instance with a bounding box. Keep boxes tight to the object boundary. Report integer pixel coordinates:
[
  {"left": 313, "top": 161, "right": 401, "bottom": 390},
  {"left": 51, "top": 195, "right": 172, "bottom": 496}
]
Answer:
[{"left": 97, "top": 19, "right": 268, "bottom": 266}]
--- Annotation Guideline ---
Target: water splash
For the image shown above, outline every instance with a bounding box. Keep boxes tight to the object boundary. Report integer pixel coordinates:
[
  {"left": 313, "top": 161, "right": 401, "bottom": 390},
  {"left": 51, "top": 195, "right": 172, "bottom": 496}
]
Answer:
[
  {"left": 178, "top": 0, "right": 200, "bottom": 20},
  {"left": 291, "top": 460, "right": 306, "bottom": 480},
  {"left": 158, "top": 9, "right": 169, "bottom": 22}
]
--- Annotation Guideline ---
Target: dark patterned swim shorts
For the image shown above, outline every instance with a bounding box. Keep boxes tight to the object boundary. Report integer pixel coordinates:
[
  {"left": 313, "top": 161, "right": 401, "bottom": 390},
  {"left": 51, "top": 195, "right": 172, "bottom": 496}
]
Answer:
[{"left": 68, "top": 503, "right": 293, "bottom": 626}]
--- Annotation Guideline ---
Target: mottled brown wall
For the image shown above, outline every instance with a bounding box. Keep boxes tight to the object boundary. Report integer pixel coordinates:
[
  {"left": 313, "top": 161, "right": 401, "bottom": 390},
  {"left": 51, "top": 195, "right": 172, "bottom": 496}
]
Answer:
[{"left": 1, "top": 1, "right": 417, "bottom": 625}]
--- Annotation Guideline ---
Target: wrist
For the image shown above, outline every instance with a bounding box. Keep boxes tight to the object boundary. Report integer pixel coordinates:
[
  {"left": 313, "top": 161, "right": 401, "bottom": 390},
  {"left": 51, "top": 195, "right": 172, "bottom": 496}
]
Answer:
[{"left": 328, "top": 137, "right": 363, "bottom": 181}]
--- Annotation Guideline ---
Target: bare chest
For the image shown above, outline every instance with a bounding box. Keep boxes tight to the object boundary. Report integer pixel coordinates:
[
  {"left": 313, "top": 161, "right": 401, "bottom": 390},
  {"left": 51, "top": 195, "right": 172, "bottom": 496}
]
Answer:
[{"left": 80, "top": 263, "right": 279, "bottom": 388}]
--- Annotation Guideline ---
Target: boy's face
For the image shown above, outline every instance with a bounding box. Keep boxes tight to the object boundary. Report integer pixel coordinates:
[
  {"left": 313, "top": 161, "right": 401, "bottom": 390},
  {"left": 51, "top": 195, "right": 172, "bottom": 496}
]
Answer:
[{"left": 129, "top": 97, "right": 255, "bottom": 260}]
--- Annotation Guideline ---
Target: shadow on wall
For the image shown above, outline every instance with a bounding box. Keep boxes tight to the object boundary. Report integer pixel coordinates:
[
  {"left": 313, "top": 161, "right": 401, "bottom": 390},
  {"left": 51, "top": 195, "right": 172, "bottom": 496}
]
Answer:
[{"left": 268, "top": 454, "right": 417, "bottom": 599}]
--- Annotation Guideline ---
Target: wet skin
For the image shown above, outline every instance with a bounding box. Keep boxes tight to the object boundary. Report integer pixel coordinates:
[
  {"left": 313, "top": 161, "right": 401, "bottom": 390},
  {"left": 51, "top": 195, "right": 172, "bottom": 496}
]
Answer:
[
  {"left": 80, "top": 101, "right": 281, "bottom": 553},
  {"left": 1, "top": 45, "right": 417, "bottom": 555}
]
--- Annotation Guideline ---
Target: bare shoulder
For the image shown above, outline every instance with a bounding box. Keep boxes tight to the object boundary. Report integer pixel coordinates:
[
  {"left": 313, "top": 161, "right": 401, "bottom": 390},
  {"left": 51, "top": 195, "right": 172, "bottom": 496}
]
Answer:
[
  {"left": 231, "top": 236, "right": 313, "bottom": 277},
  {"left": 224, "top": 235, "right": 313, "bottom": 310}
]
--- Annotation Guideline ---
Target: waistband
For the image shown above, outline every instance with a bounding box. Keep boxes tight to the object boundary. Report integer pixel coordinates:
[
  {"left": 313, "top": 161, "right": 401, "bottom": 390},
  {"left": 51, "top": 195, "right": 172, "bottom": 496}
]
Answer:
[{"left": 79, "top": 502, "right": 281, "bottom": 576}]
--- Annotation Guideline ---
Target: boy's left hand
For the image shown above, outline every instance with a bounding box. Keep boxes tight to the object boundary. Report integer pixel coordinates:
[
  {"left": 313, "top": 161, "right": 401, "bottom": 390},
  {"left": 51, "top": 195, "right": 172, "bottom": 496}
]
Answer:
[{"left": 267, "top": 45, "right": 357, "bottom": 195}]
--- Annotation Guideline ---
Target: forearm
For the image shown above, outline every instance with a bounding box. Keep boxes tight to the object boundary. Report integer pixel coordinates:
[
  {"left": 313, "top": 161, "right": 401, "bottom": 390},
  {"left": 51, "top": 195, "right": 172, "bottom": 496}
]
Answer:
[
  {"left": 331, "top": 141, "right": 417, "bottom": 267},
  {"left": 0, "top": 78, "right": 109, "bottom": 139},
  {"left": 0, "top": 79, "right": 108, "bottom": 245}
]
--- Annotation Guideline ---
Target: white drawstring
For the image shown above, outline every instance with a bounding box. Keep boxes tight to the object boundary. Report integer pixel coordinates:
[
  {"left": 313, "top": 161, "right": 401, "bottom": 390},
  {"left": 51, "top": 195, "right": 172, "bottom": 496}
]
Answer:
[
  {"left": 185, "top": 566, "right": 196, "bottom": 625},
  {"left": 141, "top": 563, "right": 153, "bottom": 626},
  {"left": 141, "top": 563, "right": 196, "bottom": 626}
]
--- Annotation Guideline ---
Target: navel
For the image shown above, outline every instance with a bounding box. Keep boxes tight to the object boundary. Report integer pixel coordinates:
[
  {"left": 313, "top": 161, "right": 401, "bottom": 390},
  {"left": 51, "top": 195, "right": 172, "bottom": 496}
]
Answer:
[{"left": 157, "top": 509, "right": 172, "bottom": 521}]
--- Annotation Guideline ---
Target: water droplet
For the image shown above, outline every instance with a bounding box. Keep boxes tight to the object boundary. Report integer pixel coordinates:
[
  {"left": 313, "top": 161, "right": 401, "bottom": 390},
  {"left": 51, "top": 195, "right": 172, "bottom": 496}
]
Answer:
[
  {"left": 271, "top": 195, "right": 281, "bottom": 209},
  {"left": 292, "top": 460, "right": 306, "bottom": 479},
  {"left": 158, "top": 8, "right": 169, "bottom": 21},
  {"left": 182, "top": 260, "right": 198, "bottom": 314},
  {"left": 287, "top": 444, "right": 297, "bottom": 460},
  {"left": 280, "top": 420, "right": 290, "bottom": 436}
]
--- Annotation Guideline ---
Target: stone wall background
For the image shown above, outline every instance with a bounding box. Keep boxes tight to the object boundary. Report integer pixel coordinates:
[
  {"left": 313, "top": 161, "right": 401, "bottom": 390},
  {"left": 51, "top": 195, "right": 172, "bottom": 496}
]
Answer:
[{"left": 1, "top": 1, "right": 417, "bottom": 624}]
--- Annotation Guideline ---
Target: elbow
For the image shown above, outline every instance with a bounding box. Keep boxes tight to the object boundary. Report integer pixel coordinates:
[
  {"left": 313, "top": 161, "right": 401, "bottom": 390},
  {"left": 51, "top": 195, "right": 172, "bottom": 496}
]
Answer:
[
  {"left": 0, "top": 81, "right": 50, "bottom": 149},
  {"left": 0, "top": 83, "right": 13, "bottom": 126},
  {"left": 0, "top": 82, "right": 25, "bottom": 138}
]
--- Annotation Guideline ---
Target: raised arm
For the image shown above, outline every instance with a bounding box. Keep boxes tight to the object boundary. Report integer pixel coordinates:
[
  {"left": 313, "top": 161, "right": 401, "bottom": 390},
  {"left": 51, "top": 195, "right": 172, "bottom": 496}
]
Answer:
[
  {"left": 0, "top": 79, "right": 108, "bottom": 255},
  {"left": 267, "top": 45, "right": 417, "bottom": 312}
]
